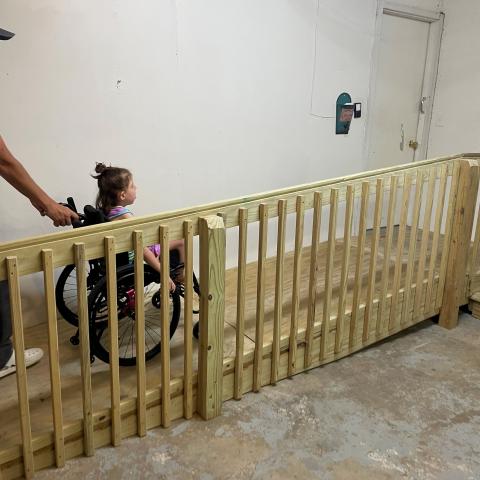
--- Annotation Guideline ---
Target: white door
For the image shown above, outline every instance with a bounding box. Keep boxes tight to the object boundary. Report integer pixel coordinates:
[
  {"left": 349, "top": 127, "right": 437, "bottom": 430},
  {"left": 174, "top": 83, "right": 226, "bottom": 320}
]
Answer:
[{"left": 366, "top": 7, "right": 443, "bottom": 170}]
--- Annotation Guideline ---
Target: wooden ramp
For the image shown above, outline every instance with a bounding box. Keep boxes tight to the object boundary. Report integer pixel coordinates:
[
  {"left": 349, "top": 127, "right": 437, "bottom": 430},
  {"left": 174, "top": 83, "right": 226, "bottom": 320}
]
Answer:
[
  {"left": 0, "top": 227, "right": 447, "bottom": 451},
  {"left": 1, "top": 154, "right": 479, "bottom": 479}
]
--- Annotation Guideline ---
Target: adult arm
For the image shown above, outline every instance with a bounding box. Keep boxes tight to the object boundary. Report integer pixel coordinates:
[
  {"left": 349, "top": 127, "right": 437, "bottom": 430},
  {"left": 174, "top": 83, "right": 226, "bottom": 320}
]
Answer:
[{"left": 0, "top": 135, "right": 78, "bottom": 226}]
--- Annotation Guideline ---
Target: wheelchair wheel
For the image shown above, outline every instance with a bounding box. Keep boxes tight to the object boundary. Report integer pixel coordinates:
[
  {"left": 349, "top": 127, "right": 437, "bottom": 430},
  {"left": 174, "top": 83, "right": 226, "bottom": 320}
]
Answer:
[
  {"left": 55, "top": 262, "right": 104, "bottom": 327},
  {"left": 88, "top": 264, "right": 181, "bottom": 366}
]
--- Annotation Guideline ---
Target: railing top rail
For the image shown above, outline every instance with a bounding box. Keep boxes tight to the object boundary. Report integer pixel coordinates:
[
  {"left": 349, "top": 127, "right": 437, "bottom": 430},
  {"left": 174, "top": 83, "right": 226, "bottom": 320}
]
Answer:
[{"left": 0, "top": 153, "right": 473, "bottom": 256}]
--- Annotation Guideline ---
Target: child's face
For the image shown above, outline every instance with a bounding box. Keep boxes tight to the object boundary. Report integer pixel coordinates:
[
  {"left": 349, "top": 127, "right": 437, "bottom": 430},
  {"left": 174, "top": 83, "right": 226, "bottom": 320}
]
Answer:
[{"left": 120, "top": 178, "right": 137, "bottom": 205}]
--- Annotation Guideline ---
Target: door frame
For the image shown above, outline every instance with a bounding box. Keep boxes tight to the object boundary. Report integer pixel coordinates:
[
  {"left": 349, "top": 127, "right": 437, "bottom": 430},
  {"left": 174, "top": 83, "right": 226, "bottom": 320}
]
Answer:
[{"left": 364, "top": 1, "right": 444, "bottom": 166}]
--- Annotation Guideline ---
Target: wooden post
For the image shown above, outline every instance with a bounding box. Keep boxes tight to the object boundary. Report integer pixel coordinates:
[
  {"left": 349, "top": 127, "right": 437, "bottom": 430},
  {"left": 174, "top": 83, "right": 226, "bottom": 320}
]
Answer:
[
  {"left": 197, "top": 215, "right": 226, "bottom": 420},
  {"left": 439, "top": 160, "right": 480, "bottom": 329}
]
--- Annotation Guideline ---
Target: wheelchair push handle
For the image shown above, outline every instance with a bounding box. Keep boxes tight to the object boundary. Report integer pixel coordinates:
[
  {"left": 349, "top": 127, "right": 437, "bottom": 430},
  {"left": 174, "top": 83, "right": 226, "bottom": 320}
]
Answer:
[{"left": 59, "top": 197, "right": 85, "bottom": 228}]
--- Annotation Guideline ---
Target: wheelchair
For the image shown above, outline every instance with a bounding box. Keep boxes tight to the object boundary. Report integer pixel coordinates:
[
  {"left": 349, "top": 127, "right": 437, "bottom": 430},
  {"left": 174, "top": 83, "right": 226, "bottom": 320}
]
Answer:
[{"left": 55, "top": 198, "right": 200, "bottom": 366}]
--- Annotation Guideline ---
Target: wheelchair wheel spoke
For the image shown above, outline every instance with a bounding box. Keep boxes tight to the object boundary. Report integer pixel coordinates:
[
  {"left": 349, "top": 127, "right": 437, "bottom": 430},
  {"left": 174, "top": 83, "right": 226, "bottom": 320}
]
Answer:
[{"left": 87, "top": 265, "right": 181, "bottom": 366}]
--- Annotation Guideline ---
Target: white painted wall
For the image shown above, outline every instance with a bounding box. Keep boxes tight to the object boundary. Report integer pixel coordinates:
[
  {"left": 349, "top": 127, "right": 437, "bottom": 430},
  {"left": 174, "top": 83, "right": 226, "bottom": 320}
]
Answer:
[
  {"left": 5, "top": 0, "right": 476, "bottom": 329},
  {"left": 0, "top": 0, "right": 380, "bottom": 245},
  {"left": 428, "top": 0, "right": 480, "bottom": 156}
]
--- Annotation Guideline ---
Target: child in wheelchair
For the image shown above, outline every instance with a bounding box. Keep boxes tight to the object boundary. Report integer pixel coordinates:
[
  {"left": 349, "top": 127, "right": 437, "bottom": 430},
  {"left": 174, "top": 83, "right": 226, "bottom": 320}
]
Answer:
[
  {"left": 54, "top": 163, "right": 200, "bottom": 366},
  {"left": 92, "top": 162, "right": 185, "bottom": 292}
]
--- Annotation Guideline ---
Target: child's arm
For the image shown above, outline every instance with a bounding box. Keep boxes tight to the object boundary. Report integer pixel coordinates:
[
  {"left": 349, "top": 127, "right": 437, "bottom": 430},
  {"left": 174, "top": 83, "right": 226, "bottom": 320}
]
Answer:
[
  {"left": 110, "top": 212, "right": 176, "bottom": 292},
  {"left": 143, "top": 247, "right": 175, "bottom": 292}
]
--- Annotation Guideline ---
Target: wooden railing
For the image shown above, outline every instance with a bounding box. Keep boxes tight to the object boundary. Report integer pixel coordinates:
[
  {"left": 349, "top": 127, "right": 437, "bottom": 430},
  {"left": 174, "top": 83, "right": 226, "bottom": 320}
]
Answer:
[{"left": 0, "top": 153, "right": 479, "bottom": 479}]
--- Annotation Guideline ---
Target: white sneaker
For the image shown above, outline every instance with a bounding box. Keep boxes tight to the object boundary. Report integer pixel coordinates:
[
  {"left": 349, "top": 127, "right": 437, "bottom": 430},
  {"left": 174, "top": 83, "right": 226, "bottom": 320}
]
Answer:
[{"left": 0, "top": 348, "right": 44, "bottom": 379}]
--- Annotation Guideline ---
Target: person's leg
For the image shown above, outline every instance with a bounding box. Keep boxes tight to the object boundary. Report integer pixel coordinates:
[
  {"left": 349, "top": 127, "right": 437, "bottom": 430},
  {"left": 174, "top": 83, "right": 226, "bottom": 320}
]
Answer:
[
  {"left": 0, "top": 280, "right": 13, "bottom": 369},
  {"left": 0, "top": 280, "right": 43, "bottom": 378}
]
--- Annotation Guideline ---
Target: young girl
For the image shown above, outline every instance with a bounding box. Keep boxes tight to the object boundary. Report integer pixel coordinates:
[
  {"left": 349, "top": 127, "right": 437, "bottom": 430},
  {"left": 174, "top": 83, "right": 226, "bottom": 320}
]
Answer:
[{"left": 92, "top": 162, "right": 184, "bottom": 292}]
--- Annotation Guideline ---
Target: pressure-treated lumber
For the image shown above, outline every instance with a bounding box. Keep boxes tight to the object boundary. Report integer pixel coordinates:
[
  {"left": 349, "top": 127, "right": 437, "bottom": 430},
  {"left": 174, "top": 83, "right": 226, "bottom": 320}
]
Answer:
[
  {"left": 197, "top": 215, "right": 226, "bottom": 419},
  {"left": 74, "top": 243, "right": 94, "bottom": 457},
  {"left": 234, "top": 209, "right": 247, "bottom": 397},
  {"left": 41, "top": 250, "right": 65, "bottom": 468},
  {"left": 272, "top": 200, "right": 286, "bottom": 382},
  {"left": 350, "top": 182, "right": 369, "bottom": 349},
  {"left": 363, "top": 179, "right": 383, "bottom": 342},
  {"left": 335, "top": 186, "right": 353, "bottom": 353},
  {"left": 159, "top": 226, "right": 171, "bottom": 427},
  {"left": 254, "top": 204, "right": 268, "bottom": 390},
  {"left": 0, "top": 157, "right": 462, "bottom": 282},
  {"left": 6, "top": 257, "right": 34, "bottom": 479},
  {"left": 377, "top": 176, "right": 398, "bottom": 337},
  {"left": 183, "top": 220, "right": 194, "bottom": 417},
  {"left": 105, "top": 236, "right": 121, "bottom": 446},
  {"left": 288, "top": 197, "right": 305, "bottom": 375},
  {"left": 439, "top": 160, "right": 480, "bottom": 328},
  {"left": 424, "top": 166, "right": 448, "bottom": 313},
  {"left": 133, "top": 230, "right": 147, "bottom": 436},
  {"left": 320, "top": 189, "right": 338, "bottom": 360},
  {"left": 1, "top": 154, "right": 478, "bottom": 480},
  {"left": 305, "top": 192, "right": 322, "bottom": 365}
]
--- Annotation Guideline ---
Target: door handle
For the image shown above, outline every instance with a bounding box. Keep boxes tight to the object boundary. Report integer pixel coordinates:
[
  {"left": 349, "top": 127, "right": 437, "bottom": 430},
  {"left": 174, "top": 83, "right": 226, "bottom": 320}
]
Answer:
[
  {"left": 420, "top": 96, "right": 427, "bottom": 114},
  {"left": 409, "top": 140, "right": 419, "bottom": 150}
]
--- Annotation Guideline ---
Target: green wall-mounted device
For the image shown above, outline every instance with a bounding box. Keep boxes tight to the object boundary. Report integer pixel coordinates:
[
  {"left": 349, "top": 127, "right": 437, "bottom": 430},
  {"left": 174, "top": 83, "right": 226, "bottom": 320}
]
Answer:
[{"left": 336, "top": 92, "right": 354, "bottom": 135}]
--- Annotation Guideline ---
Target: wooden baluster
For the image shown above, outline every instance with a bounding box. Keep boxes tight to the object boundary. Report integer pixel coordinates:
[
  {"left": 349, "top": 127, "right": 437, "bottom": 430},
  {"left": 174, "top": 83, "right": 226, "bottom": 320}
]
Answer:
[
  {"left": 234, "top": 209, "right": 247, "bottom": 397},
  {"left": 389, "top": 174, "right": 412, "bottom": 331},
  {"left": 159, "top": 226, "right": 171, "bottom": 427},
  {"left": 363, "top": 178, "right": 384, "bottom": 342},
  {"left": 305, "top": 192, "right": 322, "bottom": 367},
  {"left": 349, "top": 182, "right": 369, "bottom": 350},
  {"left": 272, "top": 200, "right": 286, "bottom": 383},
  {"left": 105, "top": 237, "right": 121, "bottom": 446},
  {"left": 6, "top": 257, "right": 34, "bottom": 478},
  {"left": 42, "top": 250, "right": 65, "bottom": 468},
  {"left": 401, "top": 170, "right": 425, "bottom": 326},
  {"left": 254, "top": 204, "right": 268, "bottom": 391},
  {"left": 133, "top": 231, "right": 147, "bottom": 436},
  {"left": 436, "top": 163, "right": 461, "bottom": 311},
  {"left": 424, "top": 165, "right": 448, "bottom": 314},
  {"left": 74, "top": 243, "right": 94, "bottom": 456},
  {"left": 133, "top": 230, "right": 147, "bottom": 437},
  {"left": 413, "top": 169, "right": 436, "bottom": 323},
  {"left": 288, "top": 197, "right": 304, "bottom": 376},
  {"left": 320, "top": 189, "right": 338, "bottom": 360},
  {"left": 376, "top": 176, "right": 398, "bottom": 338},
  {"left": 183, "top": 221, "right": 194, "bottom": 417},
  {"left": 335, "top": 185, "right": 353, "bottom": 354}
]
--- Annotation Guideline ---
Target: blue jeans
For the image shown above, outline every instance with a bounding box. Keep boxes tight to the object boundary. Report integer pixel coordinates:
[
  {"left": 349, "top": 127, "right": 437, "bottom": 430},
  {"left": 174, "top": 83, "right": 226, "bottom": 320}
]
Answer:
[{"left": 0, "top": 281, "right": 13, "bottom": 369}]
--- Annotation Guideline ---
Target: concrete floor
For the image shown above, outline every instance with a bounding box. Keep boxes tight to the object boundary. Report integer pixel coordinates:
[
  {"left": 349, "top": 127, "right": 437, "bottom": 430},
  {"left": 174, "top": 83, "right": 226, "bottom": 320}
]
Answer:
[{"left": 37, "top": 313, "right": 480, "bottom": 480}]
